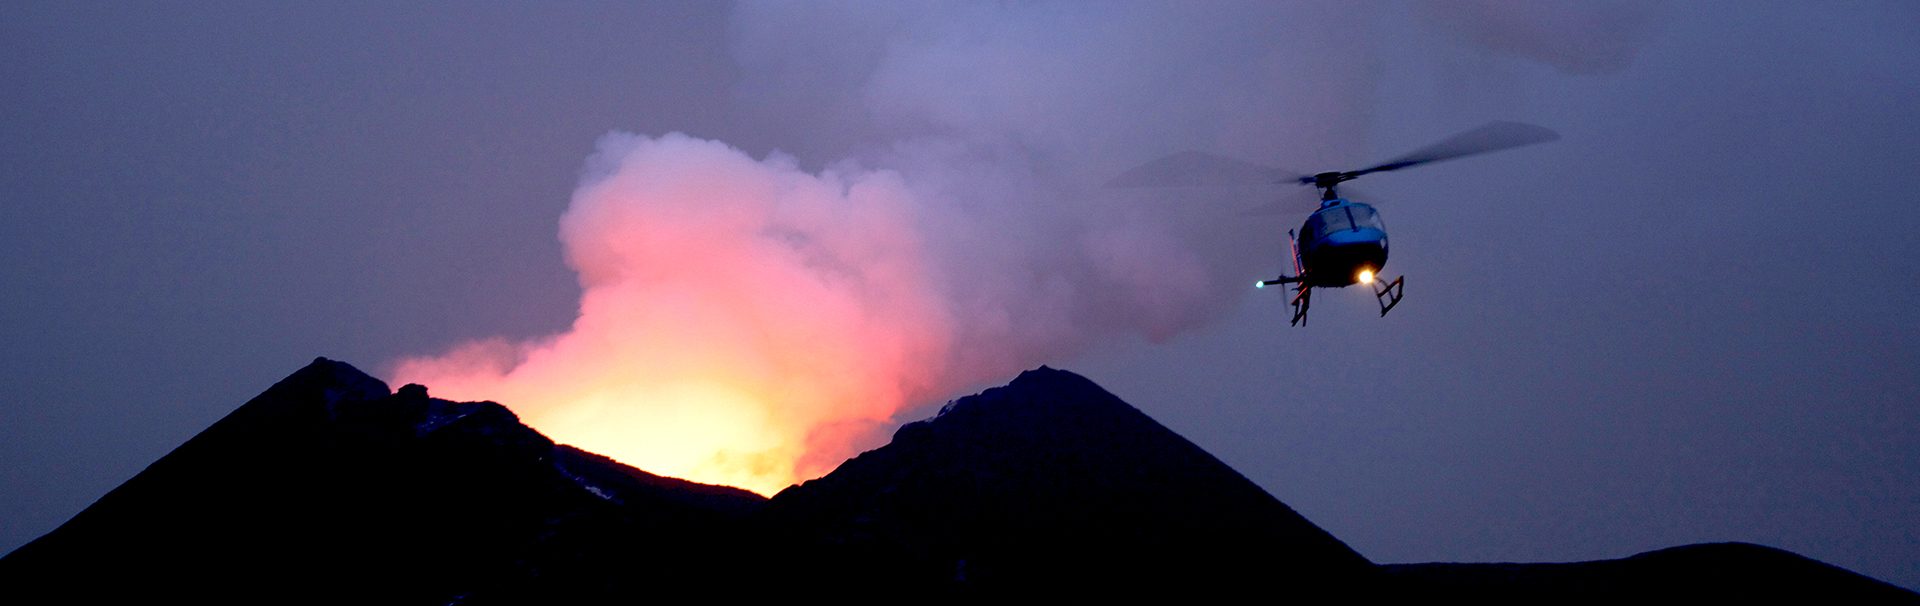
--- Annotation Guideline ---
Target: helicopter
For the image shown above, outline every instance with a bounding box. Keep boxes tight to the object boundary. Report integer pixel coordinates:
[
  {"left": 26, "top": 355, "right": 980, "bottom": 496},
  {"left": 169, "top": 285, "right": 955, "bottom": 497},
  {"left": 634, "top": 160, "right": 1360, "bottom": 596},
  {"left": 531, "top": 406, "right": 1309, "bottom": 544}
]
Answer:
[{"left": 1110, "top": 121, "right": 1558, "bottom": 326}]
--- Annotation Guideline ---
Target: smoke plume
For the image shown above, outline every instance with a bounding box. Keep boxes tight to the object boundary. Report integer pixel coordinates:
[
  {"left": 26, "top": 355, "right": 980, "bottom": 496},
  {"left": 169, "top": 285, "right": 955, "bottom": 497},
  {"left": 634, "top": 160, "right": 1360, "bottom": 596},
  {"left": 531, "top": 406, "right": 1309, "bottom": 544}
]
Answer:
[
  {"left": 1419, "top": 0, "right": 1660, "bottom": 75},
  {"left": 395, "top": 2, "right": 1644, "bottom": 494}
]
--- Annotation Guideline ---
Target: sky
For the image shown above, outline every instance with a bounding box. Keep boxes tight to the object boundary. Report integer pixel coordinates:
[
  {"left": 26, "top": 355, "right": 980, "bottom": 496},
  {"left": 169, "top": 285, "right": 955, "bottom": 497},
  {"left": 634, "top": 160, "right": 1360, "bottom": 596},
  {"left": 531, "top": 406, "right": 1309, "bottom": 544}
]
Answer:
[{"left": 4, "top": 0, "right": 1917, "bottom": 589}]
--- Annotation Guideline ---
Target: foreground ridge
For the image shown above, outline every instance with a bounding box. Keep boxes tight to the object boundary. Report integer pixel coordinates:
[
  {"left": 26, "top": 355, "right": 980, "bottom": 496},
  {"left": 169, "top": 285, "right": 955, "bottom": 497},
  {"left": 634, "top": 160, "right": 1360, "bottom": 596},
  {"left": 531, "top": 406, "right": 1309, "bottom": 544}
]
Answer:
[{"left": 2, "top": 359, "right": 1912, "bottom": 602}]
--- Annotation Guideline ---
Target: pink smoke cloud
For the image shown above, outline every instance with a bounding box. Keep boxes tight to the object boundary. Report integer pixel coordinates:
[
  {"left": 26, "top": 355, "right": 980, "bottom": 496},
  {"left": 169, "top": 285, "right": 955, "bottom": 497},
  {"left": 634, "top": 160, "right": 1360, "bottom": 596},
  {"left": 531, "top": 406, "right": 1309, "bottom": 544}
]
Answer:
[{"left": 395, "top": 133, "right": 953, "bottom": 494}]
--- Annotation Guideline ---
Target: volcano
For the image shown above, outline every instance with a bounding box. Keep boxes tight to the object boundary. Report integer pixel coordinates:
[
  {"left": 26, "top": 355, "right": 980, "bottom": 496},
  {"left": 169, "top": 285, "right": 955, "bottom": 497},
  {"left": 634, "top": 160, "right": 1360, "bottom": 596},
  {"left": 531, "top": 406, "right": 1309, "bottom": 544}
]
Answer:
[{"left": 1, "top": 359, "right": 1912, "bottom": 602}]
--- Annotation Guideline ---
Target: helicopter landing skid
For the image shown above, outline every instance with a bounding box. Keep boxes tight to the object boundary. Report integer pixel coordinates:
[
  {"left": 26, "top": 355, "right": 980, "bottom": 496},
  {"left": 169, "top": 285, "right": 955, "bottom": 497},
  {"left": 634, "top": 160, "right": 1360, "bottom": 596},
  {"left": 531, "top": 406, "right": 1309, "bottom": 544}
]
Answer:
[
  {"left": 1373, "top": 275, "right": 1404, "bottom": 317},
  {"left": 1290, "top": 286, "right": 1311, "bottom": 326}
]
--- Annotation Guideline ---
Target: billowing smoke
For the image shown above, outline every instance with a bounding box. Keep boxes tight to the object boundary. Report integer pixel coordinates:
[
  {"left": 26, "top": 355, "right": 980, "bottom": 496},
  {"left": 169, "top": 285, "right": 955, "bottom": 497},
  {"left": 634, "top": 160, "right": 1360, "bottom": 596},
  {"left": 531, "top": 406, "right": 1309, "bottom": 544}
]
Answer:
[
  {"left": 1418, "top": 0, "right": 1660, "bottom": 75},
  {"left": 395, "top": 2, "right": 1646, "bottom": 494},
  {"left": 396, "top": 134, "right": 952, "bottom": 492}
]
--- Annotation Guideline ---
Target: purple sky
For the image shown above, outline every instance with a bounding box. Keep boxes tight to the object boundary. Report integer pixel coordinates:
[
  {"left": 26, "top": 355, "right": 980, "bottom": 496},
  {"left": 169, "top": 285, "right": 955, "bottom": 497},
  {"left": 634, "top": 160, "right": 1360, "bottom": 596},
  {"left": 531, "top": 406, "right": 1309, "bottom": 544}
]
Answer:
[{"left": 3, "top": 1, "right": 1916, "bottom": 589}]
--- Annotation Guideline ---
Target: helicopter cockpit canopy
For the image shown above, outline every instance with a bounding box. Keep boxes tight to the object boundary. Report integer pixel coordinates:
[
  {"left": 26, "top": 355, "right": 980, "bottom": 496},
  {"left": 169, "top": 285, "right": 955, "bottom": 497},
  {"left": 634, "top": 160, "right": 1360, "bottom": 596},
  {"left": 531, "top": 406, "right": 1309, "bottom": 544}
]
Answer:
[{"left": 1304, "top": 201, "right": 1383, "bottom": 240}]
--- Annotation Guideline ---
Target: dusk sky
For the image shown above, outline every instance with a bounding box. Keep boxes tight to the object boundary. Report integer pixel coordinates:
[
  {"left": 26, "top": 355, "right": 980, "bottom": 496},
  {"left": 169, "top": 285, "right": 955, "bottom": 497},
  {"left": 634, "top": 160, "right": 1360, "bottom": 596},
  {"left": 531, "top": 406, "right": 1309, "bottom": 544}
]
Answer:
[{"left": 4, "top": 1, "right": 1916, "bottom": 589}]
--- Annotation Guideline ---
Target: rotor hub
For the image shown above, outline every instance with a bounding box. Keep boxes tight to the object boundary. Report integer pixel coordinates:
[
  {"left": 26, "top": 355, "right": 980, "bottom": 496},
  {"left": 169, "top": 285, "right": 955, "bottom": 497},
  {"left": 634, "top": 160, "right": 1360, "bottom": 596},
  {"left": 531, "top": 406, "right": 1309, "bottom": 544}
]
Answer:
[{"left": 1308, "top": 171, "right": 1351, "bottom": 200}]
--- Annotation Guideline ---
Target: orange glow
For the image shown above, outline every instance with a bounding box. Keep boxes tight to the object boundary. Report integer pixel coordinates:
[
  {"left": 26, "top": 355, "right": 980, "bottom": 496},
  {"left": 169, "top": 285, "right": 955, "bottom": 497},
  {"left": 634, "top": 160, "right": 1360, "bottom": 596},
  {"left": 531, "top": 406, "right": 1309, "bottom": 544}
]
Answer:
[
  {"left": 392, "top": 133, "right": 952, "bottom": 495},
  {"left": 391, "top": 130, "right": 1237, "bottom": 495},
  {"left": 532, "top": 381, "right": 786, "bottom": 492}
]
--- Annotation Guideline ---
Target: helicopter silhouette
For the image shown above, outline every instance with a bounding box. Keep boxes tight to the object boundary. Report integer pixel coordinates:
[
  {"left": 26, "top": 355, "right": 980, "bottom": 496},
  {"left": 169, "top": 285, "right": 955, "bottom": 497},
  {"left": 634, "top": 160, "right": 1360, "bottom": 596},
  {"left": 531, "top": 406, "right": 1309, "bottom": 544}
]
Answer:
[{"left": 1110, "top": 121, "right": 1558, "bottom": 326}]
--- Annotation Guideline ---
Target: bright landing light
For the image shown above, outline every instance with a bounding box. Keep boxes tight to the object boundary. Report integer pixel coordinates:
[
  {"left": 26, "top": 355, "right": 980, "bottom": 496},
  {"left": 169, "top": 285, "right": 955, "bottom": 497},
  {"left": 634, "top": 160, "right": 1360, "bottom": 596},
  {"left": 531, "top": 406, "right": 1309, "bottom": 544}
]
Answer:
[{"left": 1358, "top": 269, "right": 1374, "bottom": 284}]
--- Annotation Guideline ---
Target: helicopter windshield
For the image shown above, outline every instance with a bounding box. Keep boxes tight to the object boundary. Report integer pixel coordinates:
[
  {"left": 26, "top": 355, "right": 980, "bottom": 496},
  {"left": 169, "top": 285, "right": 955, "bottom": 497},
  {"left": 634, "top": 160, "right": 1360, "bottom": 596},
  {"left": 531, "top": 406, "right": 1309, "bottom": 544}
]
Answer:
[
  {"left": 1318, "top": 208, "right": 1353, "bottom": 233},
  {"left": 1306, "top": 203, "right": 1384, "bottom": 240},
  {"left": 1348, "top": 204, "right": 1382, "bottom": 230}
]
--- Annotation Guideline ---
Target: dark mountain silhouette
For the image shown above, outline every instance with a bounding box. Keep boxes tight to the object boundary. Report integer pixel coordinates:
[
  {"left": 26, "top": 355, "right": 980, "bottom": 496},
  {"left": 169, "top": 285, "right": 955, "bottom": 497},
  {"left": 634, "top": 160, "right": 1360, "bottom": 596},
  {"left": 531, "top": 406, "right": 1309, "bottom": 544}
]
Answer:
[
  {"left": 764, "top": 366, "right": 1372, "bottom": 597},
  {"left": 1383, "top": 542, "right": 1920, "bottom": 602},
  {"left": 0, "top": 359, "right": 768, "bottom": 603},
  {"left": 2, "top": 358, "right": 1913, "bottom": 602}
]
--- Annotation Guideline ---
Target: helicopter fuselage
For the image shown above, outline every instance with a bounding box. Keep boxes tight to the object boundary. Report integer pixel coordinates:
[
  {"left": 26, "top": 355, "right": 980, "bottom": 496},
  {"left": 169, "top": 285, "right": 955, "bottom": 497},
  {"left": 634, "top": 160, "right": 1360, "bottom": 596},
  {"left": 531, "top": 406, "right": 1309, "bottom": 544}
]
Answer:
[{"left": 1296, "top": 198, "right": 1388, "bottom": 288}]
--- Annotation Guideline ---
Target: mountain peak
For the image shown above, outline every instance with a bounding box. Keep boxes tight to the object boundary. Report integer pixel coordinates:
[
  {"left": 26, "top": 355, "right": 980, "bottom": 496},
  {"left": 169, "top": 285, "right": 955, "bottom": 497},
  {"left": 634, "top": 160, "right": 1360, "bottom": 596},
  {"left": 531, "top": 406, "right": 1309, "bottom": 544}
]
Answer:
[
  {"left": 293, "top": 355, "right": 391, "bottom": 400},
  {"left": 925, "top": 365, "right": 1150, "bottom": 431},
  {"left": 1010, "top": 363, "right": 1067, "bottom": 383},
  {"left": 0, "top": 358, "right": 756, "bottom": 602},
  {"left": 770, "top": 364, "right": 1370, "bottom": 594}
]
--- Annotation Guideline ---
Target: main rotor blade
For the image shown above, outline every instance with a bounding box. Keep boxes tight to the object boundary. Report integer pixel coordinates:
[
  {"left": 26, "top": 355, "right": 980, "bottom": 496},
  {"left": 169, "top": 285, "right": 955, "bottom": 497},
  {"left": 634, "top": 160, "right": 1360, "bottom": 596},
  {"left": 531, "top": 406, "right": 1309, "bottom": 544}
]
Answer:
[
  {"left": 1239, "top": 189, "right": 1325, "bottom": 216},
  {"left": 1106, "top": 150, "right": 1302, "bottom": 188},
  {"left": 1345, "top": 121, "right": 1559, "bottom": 179}
]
